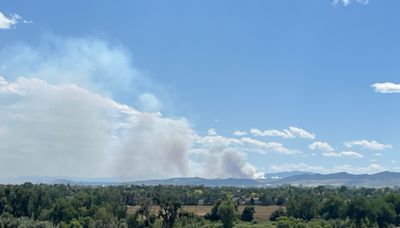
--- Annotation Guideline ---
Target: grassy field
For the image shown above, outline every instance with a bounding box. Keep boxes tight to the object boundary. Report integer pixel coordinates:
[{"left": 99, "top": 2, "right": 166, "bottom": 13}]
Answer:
[{"left": 128, "top": 205, "right": 283, "bottom": 222}]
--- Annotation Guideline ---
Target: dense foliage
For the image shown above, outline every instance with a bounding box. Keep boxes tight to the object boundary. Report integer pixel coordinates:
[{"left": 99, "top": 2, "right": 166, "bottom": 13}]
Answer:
[{"left": 1, "top": 183, "right": 400, "bottom": 227}]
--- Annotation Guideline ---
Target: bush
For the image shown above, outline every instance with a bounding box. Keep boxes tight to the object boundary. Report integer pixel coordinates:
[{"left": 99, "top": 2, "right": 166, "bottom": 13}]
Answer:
[
  {"left": 205, "top": 200, "right": 221, "bottom": 221},
  {"left": 240, "top": 206, "right": 255, "bottom": 222},
  {"left": 270, "top": 208, "right": 286, "bottom": 221}
]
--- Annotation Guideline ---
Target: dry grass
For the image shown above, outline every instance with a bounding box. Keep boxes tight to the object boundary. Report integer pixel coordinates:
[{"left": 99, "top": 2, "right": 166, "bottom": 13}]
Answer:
[{"left": 127, "top": 205, "right": 283, "bottom": 222}]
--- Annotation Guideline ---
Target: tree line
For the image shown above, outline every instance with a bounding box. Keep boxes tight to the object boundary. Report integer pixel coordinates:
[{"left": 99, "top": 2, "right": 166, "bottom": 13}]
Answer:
[{"left": 1, "top": 183, "right": 400, "bottom": 227}]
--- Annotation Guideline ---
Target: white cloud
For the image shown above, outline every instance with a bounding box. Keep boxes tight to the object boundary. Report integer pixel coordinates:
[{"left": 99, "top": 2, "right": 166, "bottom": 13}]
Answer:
[
  {"left": 194, "top": 134, "right": 296, "bottom": 156},
  {"left": 372, "top": 82, "right": 400, "bottom": 94},
  {"left": 207, "top": 128, "right": 217, "bottom": 136},
  {"left": 335, "top": 164, "right": 384, "bottom": 174},
  {"left": 270, "top": 163, "right": 384, "bottom": 174},
  {"left": 288, "top": 127, "right": 316, "bottom": 139},
  {"left": 250, "top": 126, "right": 315, "bottom": 140},
  {"left": 233, "top": 130, "right": 247, "bottom": 136},
  {"left": 322, "top": 151, "right": 364, "bottom": 158},
  {"left": 0, "top": 12, "right": 31, "bottom": 29},
  {"left": 251, "top": 128, "right": 294, "bottom": 139},
  {"left": 194, "top": 134, "right": 242, "bottom": 150},
  {"left": 138, "top": 93, "right": 161, "bottom": 112},
  {"left": 0, "top": 12, "right": 18, "bottom": 29},
  {"left": 309, "top": 141, "right": 334, "bottom": 152},
  {"left": 333, "top": 0, "right": 369, "bottom": 6},
  {"left": 240, "top": 137, "right": 298, "bottom": 155},
  {"left": 345, "top": 140, "right": 392, "bottom": 151},
  {"left": 269, "top": 163, "right": 327, "bottom": 173}
]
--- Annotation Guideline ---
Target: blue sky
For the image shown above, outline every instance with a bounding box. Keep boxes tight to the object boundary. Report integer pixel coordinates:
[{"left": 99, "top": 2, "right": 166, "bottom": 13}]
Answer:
[{"left": 0, "top": 0, "right": 400, "bottom": 179}]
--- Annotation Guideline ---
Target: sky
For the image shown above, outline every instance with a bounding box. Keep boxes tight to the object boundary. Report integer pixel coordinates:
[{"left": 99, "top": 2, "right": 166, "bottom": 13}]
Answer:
[{"left": 1, "top": 0, "right": 400, "bottom": 179}]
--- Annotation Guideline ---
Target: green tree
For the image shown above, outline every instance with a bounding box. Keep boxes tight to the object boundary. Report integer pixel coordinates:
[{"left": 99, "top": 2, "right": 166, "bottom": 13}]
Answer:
[
  {"left": 154, "top": 190, "right": 181, "bottom": 228},
  {"left": 270, "top": 208, "right": 286, "bottom": 221},
  {"left": 259, "top": 193, "right": 274, "bottom": 206},
  {"left": 346, "top": 197, "right": 372, "bottom": 228},
  {"left": 93, "top": 207, "right": 117, "bottom": 228},
  {"left": 51, "top": 198, "right": 76, "bottom": 224},
  {"left": 134, "top": 202, "right": 156, "bottom": 227},
  {"left": 217, "top": 198, "right": 238, "bottom": 228},
  {"left": 287, "top": 196, "right": 318, "bottom": 221},
  {"left": 372, "top": 199, "right": 396, "bottom": 228},
  {"left": 240, "top": 206, "right": 255, "bottom": 222},
  {"left": 385, "top": 193, "right": 400, "bottom": 225},
  {"left": 320, "top": 196, "right": 345, "bottom": 220},
  {"left": 205, "top": 200, "right": 221, "bottom": 221}
]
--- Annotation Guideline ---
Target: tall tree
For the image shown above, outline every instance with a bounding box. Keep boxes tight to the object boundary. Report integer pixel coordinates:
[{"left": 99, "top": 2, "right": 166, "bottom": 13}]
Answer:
[
  {"left": 217, "top": 197, "right": 238, "bottom": 228},
  {"left": 154, "top": 190, "right": 181, "bottom": 228}
]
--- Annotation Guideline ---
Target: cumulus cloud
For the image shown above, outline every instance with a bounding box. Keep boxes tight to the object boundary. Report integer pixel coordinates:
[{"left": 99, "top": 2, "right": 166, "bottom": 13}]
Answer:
[
  {"left": 345, "top": 140, "right": 392, "bottom": 151},
  {"left": 240, "top": 137, "right": 298, "bottom": 155},
  {"left": 309, "top": 141, "right": 334, "bottom": 152},
  {"left": 250, "top": 126, "right": 315, "bottom": 140},
  {"left": 233, "top": 130, "right": 247, "bottom": 136},
  {"left": 251, "top": 128, "right": 293, "bottom": 139},
  {"left": 372, "top": 82, "right": 400, "bottom": 94},
  {"left": 193, "top": 134, "right": 295, "bottom": 156},
  {"left": 333, "top": 0, "right": 369, "bottom": 6},
  {"left": 322, "top": 151, "right": 364, "bottom": 158},
  {"left": 270, "top": 163, "right": 384, "bottom": 174}
]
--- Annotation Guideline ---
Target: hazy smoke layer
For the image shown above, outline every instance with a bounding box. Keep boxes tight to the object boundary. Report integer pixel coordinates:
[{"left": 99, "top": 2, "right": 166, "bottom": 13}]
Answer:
[{"left": 0, "top": 37, "right": 264, "bottom": 179}]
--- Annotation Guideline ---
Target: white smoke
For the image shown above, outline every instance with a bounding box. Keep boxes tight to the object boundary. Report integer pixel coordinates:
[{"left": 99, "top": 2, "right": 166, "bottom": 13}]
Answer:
[
  {"left": 0, "top": 76, "right": 193, "bottom": 178},
  {"left": 0, "top": 36, "right": 265, "bottom": 179}
]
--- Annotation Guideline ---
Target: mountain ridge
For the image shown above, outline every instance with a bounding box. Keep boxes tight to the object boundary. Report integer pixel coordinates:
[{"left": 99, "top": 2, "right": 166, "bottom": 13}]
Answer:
[{"left": 2, "top": 171, "right": 400, "bottom": 187}]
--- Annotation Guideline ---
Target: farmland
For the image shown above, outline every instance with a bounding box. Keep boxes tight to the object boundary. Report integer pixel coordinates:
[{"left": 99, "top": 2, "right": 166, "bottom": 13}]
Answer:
[{"left": 128, "top": 205, "right": 284, "bottom": 222}]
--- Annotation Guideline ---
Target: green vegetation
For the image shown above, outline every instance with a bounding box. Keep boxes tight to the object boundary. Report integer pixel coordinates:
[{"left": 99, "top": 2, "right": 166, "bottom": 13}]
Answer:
[
  {"left": 1, "top": 183, "right": 400, "bottom": 227},
  {"left": 240, "top": 206, "right": 255, "bottom": 222}
]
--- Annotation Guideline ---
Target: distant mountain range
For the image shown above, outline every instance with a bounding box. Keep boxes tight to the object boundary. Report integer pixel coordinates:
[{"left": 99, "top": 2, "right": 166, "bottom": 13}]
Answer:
[{"left": 2, "top": 171, "right": 400, "bottom": 187}]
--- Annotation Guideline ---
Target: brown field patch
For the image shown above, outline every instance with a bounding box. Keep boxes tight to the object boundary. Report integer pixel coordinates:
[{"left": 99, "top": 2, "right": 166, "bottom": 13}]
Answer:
[{"left": 127, "top": 205, "right": 283, "bottom": 222}]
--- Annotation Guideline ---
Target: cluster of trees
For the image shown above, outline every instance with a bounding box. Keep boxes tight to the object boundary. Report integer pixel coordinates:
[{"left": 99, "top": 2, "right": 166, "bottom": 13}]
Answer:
[
  {"left": 283, "top": 191, "right": 400, "bottom": 227},
  {"left": 0, "top": 183, "right": 127, "bottom": 227},
  {"left": 203, "top": 186, "right": 400, "bottom": 227},
  {"left": 2, "top": 183, "right": 400, "bottom": 227},
  {"left": 0, "top": 184, "right": 209, "bottom": 228},
  {"left": 204, "top": 195, "right": 256, "bottom": 228}
]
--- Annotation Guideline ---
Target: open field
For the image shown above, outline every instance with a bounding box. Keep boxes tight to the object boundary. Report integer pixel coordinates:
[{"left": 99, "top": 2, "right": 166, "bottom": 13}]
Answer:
[{"left": 128, "top": 205, "right": 283, "bottom": 222}]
